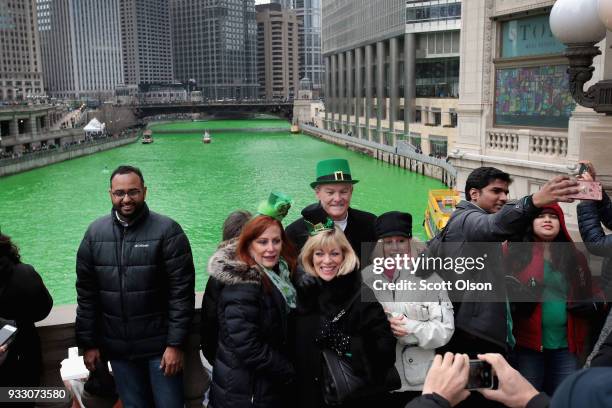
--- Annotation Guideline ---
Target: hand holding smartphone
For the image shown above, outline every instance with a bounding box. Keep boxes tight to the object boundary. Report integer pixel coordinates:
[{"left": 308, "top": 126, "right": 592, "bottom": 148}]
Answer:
[
  {"left": 0, "top": 324, "right": 17, "bottom": 347},
  {"left": 567, "top": 180, "right": 602, "bottom": 201},
  {"left": 466, "top": 359, "right": 494, "bottom": 390}
]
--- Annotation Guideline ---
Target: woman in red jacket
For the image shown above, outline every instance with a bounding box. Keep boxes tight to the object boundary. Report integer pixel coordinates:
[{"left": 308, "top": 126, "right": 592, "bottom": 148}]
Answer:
[{"left": 506, "top": 203, "right": 595, "bottom": 395}]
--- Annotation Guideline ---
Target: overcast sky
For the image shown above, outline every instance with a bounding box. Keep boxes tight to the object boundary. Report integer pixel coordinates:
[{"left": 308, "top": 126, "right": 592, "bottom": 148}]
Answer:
[{"left": 255, "top": 0, "right": 270, "bottom": 4}]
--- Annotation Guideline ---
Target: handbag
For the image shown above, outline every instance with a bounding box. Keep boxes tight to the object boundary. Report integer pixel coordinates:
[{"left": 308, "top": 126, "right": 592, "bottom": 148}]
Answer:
[{"left": 320, "top": 291, "right": 365, "bottom": 406}]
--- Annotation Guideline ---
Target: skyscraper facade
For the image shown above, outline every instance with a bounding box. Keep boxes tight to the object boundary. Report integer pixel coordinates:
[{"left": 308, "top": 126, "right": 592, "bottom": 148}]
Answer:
[
  {"left": 171, "top": 0, "right": 258, "bottom": 100},
  {"left": 37, "top": 0, "right": 123, "bottom": 99},
  {"left": 0, "top": 0, "right": 45, "bottom": 101},
  {"left": 256, "top": 3, "right": 299, "bottom": 99},
  {"left": 322, "top": 0, "right": 461, "bottom": 155},
  {"left": 273, "top": 0, "right": 323, "bottom": 96},
  {"left": 120, "top": 0, "right": 174, "bottom": 86}
]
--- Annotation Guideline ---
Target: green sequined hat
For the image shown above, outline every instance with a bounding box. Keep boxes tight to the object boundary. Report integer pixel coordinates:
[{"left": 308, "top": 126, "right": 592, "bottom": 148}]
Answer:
[
  {"left": 256, "top": 192, "right": 293, "bottom": 221},
  {"left": 305, "top": 217, "right": 335, "bottom": 236}
]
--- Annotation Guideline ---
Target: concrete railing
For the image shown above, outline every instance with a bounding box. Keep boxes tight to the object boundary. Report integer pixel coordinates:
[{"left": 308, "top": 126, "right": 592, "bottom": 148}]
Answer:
[
  {"left": 0, "top": 134, "right": 139, "bottom": 177},
  {"left": 36, "top": 293, "right": 209, "bottom": 408}
]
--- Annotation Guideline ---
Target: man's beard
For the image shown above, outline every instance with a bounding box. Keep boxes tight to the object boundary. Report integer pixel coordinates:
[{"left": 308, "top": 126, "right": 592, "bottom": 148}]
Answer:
[{"left": 114, "top": 201, "right": 145, "bottom": 221}]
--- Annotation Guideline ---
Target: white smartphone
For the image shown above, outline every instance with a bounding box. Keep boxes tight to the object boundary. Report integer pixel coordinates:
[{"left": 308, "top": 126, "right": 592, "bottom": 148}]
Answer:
[{"left": 0, "top": 324, "right": 17, "bottom": 347}]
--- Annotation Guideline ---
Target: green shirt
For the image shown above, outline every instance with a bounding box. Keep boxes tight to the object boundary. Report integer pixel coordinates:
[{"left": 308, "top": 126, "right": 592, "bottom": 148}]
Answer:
[{"left": 541, "top": 260, "right": 568, "bottom": 349}]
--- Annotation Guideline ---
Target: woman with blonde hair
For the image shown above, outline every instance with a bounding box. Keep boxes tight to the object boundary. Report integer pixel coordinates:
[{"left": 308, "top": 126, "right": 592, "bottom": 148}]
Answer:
[{"left": 293, "top": 214, "right": 396, "bottom": 408}]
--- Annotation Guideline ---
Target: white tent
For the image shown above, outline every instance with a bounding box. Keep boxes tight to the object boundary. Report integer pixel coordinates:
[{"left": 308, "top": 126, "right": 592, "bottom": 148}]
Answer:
[{"left": 83, "top": 118, "right": 105, "bottom": 135}]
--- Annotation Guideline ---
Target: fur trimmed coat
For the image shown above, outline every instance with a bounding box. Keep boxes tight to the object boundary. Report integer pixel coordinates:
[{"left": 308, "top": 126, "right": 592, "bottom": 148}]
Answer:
[{"left": 208, "top": 242, "right": 295, "bottom": 408}]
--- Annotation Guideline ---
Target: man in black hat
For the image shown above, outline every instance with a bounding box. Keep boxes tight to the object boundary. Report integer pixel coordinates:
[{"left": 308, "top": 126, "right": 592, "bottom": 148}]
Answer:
[{"left": 286, "top": 158, "right": 376, "bottom": 260}]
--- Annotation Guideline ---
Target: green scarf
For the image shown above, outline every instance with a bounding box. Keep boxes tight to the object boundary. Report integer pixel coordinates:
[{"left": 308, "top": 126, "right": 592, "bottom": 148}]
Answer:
[{"left": 262, "top": 258, "right": 297, "bottom": 312}]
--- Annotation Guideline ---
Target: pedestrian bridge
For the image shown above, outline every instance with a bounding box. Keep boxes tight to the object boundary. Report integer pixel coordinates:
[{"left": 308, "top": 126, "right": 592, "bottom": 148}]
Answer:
[{"left": 130, "top": 100, "right": 294, "bottom": 120}]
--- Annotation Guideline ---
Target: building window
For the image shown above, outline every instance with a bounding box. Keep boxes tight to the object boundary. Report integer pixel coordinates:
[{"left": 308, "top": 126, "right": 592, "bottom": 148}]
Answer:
[
  {"left": 432, "top": 109, "right": 441, "bottom": 126},
  {"left": 449, "top": 110, "right": 457, "bottom": 127},
  {"left": 410, "top": 132, "right": 421, "bottom": 150},
  {"left": 500, "top": 14, "right": 565, "bottom": 59},
  {"left": 429, "top": 136, "right": 448, "bottom": 157},
  {"left": 495, "top": 65, "right": 575, "bottom": 128},
  {"left": 406, "top": 2, "right": 461, "bottom": 23},
  {"left": 415, "top": 57, "right": 459, "bottom": 98},
  {"left": 415, "top": 106, "right": 422, "bottom": 123}
]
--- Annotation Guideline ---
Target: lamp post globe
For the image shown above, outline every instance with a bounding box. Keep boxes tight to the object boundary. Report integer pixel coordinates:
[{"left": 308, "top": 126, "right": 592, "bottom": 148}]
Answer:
[
  {"left": 599, "top": 0, "right": 612, "bottom": 31},
  {"left": 550, "top": 0, "right": 607, "bottom": 44}
]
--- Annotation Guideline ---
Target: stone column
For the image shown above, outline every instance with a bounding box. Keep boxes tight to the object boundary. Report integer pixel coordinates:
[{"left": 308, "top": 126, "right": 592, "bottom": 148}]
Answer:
[
  {"left": 365, "top": 45, "right": 373, "bottom": 141},
  {"left": 324, "top": 56, "right": 330, "bottom": 128},
  {"left": 331, "top": 54, "right": 337, "bottom": 126},
  {"left": 346, "top": 50, "right": 353, "bottom": 135},
  {"left": 355, "top": 47, "right": 363, "bottom": 139},
  {"left": 389, "top": 37, "right": 399, "bottom": 143},
  {"left": 338, "top": 52, "right": 345, "bottom": 130},
  {"left": 376, "top": 41, "right": 385, "bottom": 144},
  {"left": 404, "top": 33, "right": 416, "bottom": 136}
]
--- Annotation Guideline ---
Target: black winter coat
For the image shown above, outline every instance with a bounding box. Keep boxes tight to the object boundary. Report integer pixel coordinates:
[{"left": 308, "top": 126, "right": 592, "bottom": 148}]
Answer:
[
  {"left": 200, "top": 274, "right": 224, "bottom": 364},
  {"left": 75, "top": 204, "right": 195, "bottom": 360},
  {"left": 208, "top": 242, "right": 295, "bottom": 408},
  {"left": 0, "top": 260, "right": 53, "bottom": 386},
  {"left": 441, "top": 198, "right": 540, "bottom": 349},
  {"left": 591, "top": 329, "right": 612, "bottom": 367},
  {"left": 293, "top": 271, "right": 396, "bottom": 408},
  {"left": 578, "top": 190, "right": 612, "bottom": 297},
  {"left": 286, "top": 203, "right": 377, "bottom": 260}
]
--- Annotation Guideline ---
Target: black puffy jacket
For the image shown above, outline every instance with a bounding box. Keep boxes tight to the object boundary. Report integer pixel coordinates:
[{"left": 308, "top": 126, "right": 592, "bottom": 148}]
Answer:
[
  {"left": 0, "top": 260, "right": 53, "bottom": 386},
  {"left": 208, "top": 242, "right": 294, "bottom": 408},
  {"left": 75, "top": 204, "right": 195, "bottom": 360},
  {"left": 578, "top": 190, "right": 612, "bottom": 297}
]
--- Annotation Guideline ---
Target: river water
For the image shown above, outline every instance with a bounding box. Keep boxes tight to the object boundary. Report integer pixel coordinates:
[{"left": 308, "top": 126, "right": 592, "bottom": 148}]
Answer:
[{"left": 0, "top": 119, "right": 445, "bottom": 304}]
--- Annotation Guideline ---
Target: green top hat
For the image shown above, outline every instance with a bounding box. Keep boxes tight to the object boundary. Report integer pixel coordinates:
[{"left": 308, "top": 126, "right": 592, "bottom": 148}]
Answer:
[
  {"left": 310, "top": 158, "right": 359, "bottom": 189},
  {"left": 256, "top": 192, "right": 292, "bottom": 221}
]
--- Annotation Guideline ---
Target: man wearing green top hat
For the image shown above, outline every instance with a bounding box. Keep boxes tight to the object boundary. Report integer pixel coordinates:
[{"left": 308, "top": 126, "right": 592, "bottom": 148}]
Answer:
[{"left": 286, "top": 158, "right": 376, "bottom": 260}]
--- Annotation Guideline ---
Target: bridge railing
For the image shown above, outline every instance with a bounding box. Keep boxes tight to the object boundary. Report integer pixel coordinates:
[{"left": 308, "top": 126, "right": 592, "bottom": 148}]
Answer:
[{"left": 300, "top": 124, "right": 457, "bottom": 185}]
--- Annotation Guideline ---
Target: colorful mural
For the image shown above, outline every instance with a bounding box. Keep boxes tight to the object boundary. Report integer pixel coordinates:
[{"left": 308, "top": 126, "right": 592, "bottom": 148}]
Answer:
[{"left": 495, "top": 65, "right": 576, "bottom": 128}]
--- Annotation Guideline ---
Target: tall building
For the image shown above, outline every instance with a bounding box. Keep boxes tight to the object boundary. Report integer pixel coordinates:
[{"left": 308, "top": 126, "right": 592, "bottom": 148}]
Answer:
[
  {"left": 256, "top": 3, "right": 299, "bottom": 99},
  {"left": 37, "top": 0, "right": 123, "bottom": 100},
  {"left": 120, "top": 0, "right": 174, "bottom": 86},
  {"left": 171, "top": 0, "right": 257, "bottom": 100},
  {"left": 452, "top": 0, "right": 612, "bottom": 233},
  {"left": 273, "top": 0, "right": 323, "bottom": 96},
  {"left": 322, "top": 0, "right": 461, "bottom": 155},
  {"left": 0, "top": 0, "right": 45, "bottom": 101}
]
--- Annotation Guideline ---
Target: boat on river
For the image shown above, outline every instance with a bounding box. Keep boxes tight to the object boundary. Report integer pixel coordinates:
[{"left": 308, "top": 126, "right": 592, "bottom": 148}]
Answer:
[
  {"left": 203, "top": 130, "right": 211, "bottom": 144},
  {"left": 142, "top": 129, "right": 153, "bottom": 144},
  {"left": 423, "top": 189, "right": 460, "bottom": 240}
]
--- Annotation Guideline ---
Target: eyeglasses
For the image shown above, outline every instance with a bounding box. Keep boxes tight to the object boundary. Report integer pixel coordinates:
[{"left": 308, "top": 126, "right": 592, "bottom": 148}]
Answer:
[{"left": 112, "top": 189, "right": 142, "bottom": 199}]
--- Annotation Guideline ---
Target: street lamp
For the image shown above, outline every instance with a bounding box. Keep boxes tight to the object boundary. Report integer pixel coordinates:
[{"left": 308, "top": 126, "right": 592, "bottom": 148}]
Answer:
[{"left": 550, "top": 0, "right": 612, "bottom": 114}]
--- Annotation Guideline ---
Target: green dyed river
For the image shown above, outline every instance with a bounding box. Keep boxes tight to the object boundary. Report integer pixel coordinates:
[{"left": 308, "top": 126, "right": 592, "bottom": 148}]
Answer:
[{"left": 0, "top": 119, "right": 444, "bottom": 304}]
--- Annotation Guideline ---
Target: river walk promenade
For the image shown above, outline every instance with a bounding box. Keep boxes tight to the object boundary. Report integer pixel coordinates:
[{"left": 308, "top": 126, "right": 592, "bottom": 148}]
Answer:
[{"left": 0, "top": 131, "right": 139, "bottom": 177}]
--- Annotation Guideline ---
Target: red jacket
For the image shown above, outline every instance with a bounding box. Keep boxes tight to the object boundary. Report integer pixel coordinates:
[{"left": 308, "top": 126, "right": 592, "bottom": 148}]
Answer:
[
  {"left": 510, "top": 204, "right": 593, "bottom": 354},
  {"left": 513, "top": 244, "right": 592, "bottom": 354}
]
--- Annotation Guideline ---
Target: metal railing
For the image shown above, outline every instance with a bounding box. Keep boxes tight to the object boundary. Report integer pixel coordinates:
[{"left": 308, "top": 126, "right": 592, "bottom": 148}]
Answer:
[{"left": 301, "top": 124, "right": 457, "bottom": 178}]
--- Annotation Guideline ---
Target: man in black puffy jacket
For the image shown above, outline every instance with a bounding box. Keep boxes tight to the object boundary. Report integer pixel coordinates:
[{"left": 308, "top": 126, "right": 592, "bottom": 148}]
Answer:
[{"left": 75, "top": 165, "right": 195, "bottom": 408}]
